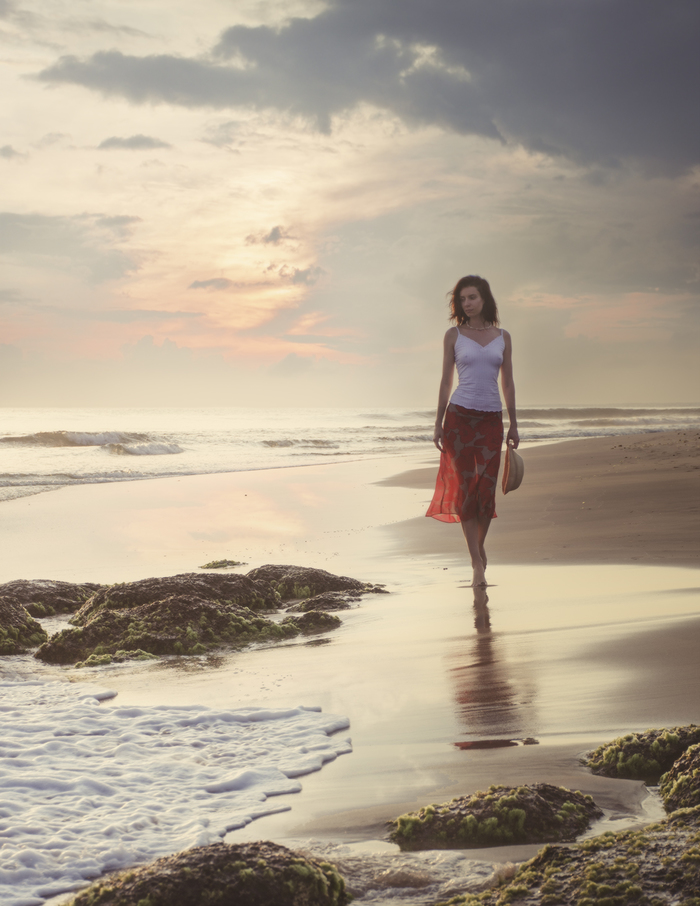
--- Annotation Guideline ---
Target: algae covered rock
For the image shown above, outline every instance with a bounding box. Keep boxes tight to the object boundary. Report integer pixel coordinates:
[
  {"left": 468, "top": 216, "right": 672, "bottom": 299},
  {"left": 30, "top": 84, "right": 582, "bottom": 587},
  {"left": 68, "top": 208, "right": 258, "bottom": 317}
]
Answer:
[
  {"left": 35, "top": 595, "right": 299, "bottom": 665},
  {"left": 389, "top": 783, "right": 602, "bottom": 851},
  {"left": 247, "top": 564, "right": 386, "bottom": 601},
  {"left": 66, "top": 840, "right": 349, "bottom": 906},
  {"left": 31, "top": 568, "right": 370, "bottom": 665},
  {"left": 0, "top": 578, "right": 102, "bottom": 617},
  {"left": 438, "top": 806, "right": 700, "bottom": 906},
  {"left": 285, "top": 591, "right": 359, "bottom": 612},
  {"left": 660, "top": 743, "right": 700, "bottom": 811},
  {"left": 282, "top": 611, "right": 343, "bottom": 633},
  {"left": 585, "top": 724, "right": 700, "bottom": 783},
  {"left": 0, "top": 597, "right": 47, "bottom": 654},
  {"left": 72, "top": 572, "right": 280, "bottom": 625}
]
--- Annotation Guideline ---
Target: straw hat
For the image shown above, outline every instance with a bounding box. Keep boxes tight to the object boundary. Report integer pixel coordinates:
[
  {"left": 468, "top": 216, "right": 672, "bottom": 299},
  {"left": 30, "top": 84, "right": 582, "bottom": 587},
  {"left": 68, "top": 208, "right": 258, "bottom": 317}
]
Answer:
[{"left": 502, "top": 444, "right": 524, "bottom": 494}]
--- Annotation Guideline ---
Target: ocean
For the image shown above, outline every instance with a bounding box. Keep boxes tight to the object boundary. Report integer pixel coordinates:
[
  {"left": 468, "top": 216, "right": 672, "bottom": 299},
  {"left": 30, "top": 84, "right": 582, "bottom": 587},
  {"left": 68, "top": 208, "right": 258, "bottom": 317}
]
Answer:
[{"left": 2, "top": 404, "right": 698, "bottom": 504}]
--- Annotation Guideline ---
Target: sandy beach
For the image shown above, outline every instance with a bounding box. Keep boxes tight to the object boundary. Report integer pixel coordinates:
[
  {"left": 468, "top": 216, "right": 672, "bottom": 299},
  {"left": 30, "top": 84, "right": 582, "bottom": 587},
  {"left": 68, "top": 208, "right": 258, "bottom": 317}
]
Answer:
[{"left": 2, "top": 428, "right": 699, "bottom": 900}]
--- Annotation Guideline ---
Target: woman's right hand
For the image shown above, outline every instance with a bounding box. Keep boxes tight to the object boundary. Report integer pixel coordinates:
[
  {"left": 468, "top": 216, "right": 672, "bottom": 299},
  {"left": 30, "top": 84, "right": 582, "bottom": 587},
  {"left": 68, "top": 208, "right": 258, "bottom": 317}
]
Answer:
[{"left": 433, "top": 424, "right": 444, "bottom": 451}]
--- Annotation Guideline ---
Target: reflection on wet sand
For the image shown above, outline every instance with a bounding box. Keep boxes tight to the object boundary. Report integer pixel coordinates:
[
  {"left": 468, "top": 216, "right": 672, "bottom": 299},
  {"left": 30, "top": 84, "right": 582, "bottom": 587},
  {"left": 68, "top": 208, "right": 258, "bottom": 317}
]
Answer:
[{"left": 448, "top": 585, "right": 539, "bottom": 748}]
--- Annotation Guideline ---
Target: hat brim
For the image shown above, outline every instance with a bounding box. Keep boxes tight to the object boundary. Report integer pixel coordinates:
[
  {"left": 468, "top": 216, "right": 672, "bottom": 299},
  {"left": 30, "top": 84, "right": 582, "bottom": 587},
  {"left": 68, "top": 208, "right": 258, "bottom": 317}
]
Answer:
[{"left": 502, "top": 447, "right": 524, "bottom": 494}]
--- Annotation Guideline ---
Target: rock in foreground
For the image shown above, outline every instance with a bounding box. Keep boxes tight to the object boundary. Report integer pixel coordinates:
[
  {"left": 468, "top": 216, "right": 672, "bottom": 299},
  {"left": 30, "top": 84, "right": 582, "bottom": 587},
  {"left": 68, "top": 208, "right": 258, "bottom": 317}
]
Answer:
[
  {"left": 66, "top": 841, "right": 349, "bottom": 906},
  {"left": 35, "top": 595, "right": 301, "bottom": 665},
  {"left": 439, "top": 806, "right": 700, "bottom": 906},
  {"left": 584, "top": 724, "right": 700, "bottom": 782},
  {"left": 0, "top": 578, "right": 102, "bottom": 617},
  {"left": 389, "top": 784, "right": 602, "bottom": 851}
]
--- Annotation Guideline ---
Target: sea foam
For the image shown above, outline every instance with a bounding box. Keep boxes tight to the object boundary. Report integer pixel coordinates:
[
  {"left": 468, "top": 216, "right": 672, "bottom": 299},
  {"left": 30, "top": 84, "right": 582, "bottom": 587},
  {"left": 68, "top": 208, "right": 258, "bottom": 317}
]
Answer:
[{"left": 0, "top": 680, "right": 351, "bottom": 906}]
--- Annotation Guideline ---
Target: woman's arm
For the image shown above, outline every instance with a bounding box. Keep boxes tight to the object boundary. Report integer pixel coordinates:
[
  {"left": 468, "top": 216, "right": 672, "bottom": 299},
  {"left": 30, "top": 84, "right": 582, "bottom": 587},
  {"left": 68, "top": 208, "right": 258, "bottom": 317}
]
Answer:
[
  {"left": 433, "top": 328, "right": 457, "bottom": 451},
  {"left": 500, "top": 330, "right": 520, "bottom": 448}
]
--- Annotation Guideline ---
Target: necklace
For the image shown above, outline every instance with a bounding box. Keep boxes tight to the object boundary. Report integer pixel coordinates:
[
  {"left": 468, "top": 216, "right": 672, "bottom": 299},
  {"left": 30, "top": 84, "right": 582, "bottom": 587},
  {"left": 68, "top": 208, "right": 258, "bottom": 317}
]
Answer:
[{"left": 464, "top": 323, "right": 494, "bottom": 331}]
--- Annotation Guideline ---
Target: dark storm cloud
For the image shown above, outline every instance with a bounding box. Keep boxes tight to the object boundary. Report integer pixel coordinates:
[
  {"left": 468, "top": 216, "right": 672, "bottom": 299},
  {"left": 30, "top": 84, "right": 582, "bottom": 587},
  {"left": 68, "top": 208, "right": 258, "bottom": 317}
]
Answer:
[
  {"left": 35, "top": 0, "right": 699, "bottom": 171},
  {"left": 98, "top": 134, "right": 171, "bottom": 150},
  {"left": 0, "top": 212, "right": 140, "bottom": 281}
]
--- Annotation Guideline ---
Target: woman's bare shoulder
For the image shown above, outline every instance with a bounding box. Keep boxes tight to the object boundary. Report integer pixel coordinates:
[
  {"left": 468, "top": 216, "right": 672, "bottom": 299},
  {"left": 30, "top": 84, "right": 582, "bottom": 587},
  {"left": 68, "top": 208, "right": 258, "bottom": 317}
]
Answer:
[{"left": 444, "top": 325, "right": 459, "bottom": 344}]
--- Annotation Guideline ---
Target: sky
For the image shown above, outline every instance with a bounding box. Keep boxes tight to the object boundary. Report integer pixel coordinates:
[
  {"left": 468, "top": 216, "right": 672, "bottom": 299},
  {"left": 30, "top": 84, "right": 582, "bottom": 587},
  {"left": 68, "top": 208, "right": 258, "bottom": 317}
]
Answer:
[{"left": 1, "top": 0, "right": 698, "bottom": 407}]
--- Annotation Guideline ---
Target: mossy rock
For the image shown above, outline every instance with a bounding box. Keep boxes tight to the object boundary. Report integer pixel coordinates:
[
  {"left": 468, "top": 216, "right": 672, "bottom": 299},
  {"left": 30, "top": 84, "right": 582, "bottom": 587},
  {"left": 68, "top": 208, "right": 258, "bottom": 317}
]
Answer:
[
  {"left": 247, "top": 565, "right": 387, "bottom": 602},
  {"left": 76, "top": 648, "right": 160, "bottom": 669},
  {"left": 437, "top": 806, "right": 700, "bottom": 906},
  {"left": 35, "top": 595, "right": 300, "bottom": 665},
  {"left": 585, "top": 725, "right": 700, "bottom": 783},
  {"left": 389, "top": 783, "right": 602, "bottom": 851},
  {"left": 72, "top": 573, "right": 280, "bottom": 625},
  {"left": 0, "top": 578, "right": 102, "bottom": 618},
  {"left": 65, "top": 840, "right": 349, "bottom": 906},
  {"left": 660, "top": 743, "right": 700, "bottom": 812},
  {"left": 282, "top": 611, "right": 343, "bottom": 633},
  {"left": 0, "top": 597, "right": 48, "bottom": 654},
  {"left": 285, "top": 592, "right": 358, "bottom": 613}
]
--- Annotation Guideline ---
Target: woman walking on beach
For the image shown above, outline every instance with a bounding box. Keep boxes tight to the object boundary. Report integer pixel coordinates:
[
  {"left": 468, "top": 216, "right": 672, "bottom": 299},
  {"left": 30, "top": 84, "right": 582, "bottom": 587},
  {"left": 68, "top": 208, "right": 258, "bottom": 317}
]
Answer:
[{"left": 427, "top": 275, "right": 519, "bottom": 587}]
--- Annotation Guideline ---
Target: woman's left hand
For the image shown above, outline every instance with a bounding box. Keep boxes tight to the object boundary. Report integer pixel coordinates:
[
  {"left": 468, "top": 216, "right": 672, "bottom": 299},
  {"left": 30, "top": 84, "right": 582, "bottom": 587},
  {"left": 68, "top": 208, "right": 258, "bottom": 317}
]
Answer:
[{"left": 506, "top": 425, "right": 520, "bottom": 448}]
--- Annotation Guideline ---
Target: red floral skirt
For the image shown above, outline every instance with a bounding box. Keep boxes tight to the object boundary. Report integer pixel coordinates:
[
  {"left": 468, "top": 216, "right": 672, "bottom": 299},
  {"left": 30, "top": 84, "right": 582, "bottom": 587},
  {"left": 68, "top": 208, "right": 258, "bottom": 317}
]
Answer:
[{"left": 426, "top": 404, "right": 503, "bottom": 523}]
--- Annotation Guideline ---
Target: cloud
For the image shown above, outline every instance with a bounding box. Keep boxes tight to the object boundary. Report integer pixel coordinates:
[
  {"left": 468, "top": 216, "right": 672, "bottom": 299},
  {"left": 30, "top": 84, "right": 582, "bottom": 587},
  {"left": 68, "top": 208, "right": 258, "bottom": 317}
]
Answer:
[
  {"left": 74, "top": 18, "right": 150, "bottom": 38},
  {"left": 0, "top": 145, "right": 25, "bottom": 159},
  {"left": 0, "top": 287, "right": 31, "bottom": 303},
  {"left": 35, "top": 0, "right": 699, "bottom": 171},
  {"left": 246, "top": 225, "right": 293, "bottom": 245},
  {"left": 0, "top": 212, "right": 141, "bottom": 282},
  {"left": 94, "top": 214, "right": 143, "bottom": 238},
  {"left": 189, "top": 277, "right": 234, "bottom": 290},
  {"left": 279, "top": 264, "right": 325, "bottom": 285},
  {"left": 98, "top": 134, "right": 171, "bottom": 150}
]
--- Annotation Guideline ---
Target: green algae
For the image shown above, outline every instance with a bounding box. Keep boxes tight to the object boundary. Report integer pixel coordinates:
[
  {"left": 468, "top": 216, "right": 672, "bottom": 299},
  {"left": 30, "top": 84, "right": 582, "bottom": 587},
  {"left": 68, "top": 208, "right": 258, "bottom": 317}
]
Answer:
[
  {"left": 660, "top": 744, "right": 700, "bottom": 811},
  {"left": 436, "top": 807, "right": 700, "bottom": 906},
  {"left": 389, "top": 783, "right": 601, "bottom": 851},
  {"left": 76, "top": 649, "right": 159, "bottom": 669},
  {"left": 66, "top": 841, "right": 349, "bottom": 906},
  {"left": 37, "top": 597, "right": 302, "bottom": 665},
  {"left": 0, "top": 620, "right": 47, "bottom": 655},
  {"left": 584, "top": 725, "right": 700, "bottom": 782}
]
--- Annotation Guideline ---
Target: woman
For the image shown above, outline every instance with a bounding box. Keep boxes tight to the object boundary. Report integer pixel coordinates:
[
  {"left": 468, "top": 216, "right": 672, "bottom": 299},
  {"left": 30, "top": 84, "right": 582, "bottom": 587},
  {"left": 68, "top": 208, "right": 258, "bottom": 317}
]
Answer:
[{"left": 426, "top": 275, "right": 519, "bottom": 587}]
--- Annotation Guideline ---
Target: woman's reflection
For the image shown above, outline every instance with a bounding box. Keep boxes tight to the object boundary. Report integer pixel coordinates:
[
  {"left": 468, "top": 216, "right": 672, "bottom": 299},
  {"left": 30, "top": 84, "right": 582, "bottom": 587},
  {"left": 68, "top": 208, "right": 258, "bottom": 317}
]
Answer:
[{"left": 448, "top": 586, "right": 537, "bottom": 745}]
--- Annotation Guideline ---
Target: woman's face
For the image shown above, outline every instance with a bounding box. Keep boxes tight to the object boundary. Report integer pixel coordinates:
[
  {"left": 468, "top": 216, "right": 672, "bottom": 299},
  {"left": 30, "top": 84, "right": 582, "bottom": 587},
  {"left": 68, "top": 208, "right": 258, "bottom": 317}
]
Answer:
[{"left": 460, "top": 286, "right": 484, "bottom": 319}]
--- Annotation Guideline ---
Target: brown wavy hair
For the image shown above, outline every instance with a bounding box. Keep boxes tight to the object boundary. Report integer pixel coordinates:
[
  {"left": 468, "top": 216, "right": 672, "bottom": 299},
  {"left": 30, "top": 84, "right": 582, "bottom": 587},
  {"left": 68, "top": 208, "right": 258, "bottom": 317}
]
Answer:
[{"left": 448, "top": 275, "right": 500, "bottom": 326}]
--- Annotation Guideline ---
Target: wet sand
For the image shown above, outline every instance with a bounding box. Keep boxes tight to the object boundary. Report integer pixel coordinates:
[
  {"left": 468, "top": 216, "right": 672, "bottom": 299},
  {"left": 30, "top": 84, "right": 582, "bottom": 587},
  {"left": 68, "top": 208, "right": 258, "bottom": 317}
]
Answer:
[
  {"left": 2, "top": 429, "right": 699, "bottom": 867},
  {"left": 380, "top": 428, "right": 700, "bottom": 567}
]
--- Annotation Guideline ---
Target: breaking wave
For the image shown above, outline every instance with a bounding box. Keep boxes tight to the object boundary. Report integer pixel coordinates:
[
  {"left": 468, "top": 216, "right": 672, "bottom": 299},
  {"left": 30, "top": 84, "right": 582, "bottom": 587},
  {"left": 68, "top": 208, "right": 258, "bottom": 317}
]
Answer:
[
  {"left": 104, "top": 442, "right": 183, "bottom": 456},
  {"left": 0, "top": 430, "right": 151, "bottom": 447}
]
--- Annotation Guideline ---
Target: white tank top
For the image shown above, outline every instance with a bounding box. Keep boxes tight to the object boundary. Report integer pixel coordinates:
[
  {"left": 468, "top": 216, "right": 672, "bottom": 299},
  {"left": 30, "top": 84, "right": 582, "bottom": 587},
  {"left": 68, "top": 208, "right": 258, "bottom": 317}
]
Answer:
[{"left": 450, "top": 327, "right": 504, "bottom": 412}]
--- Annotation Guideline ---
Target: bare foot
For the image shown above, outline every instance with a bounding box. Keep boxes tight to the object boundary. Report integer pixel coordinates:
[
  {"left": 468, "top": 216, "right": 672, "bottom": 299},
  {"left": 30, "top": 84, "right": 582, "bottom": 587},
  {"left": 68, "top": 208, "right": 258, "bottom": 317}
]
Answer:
[{"left": 471, "top": 563, "right": 487, "bottom": 587}]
